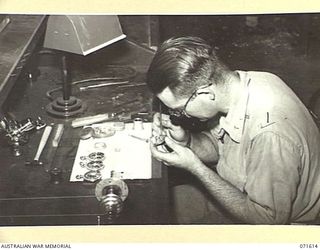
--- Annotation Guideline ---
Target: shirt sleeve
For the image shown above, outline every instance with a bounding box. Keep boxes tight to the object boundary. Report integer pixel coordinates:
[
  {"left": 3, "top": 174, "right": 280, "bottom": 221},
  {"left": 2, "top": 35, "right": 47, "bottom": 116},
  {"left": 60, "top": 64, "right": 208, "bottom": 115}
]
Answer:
[{"left": 244, "top": 131, "right": 301, "bottom": 224}]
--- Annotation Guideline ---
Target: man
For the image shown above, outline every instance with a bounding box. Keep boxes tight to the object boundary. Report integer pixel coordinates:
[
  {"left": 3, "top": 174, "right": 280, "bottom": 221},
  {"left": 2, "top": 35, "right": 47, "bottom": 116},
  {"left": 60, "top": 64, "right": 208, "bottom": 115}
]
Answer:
[{"left": 147, "top": 36, "right": 320, "bottom": 224}]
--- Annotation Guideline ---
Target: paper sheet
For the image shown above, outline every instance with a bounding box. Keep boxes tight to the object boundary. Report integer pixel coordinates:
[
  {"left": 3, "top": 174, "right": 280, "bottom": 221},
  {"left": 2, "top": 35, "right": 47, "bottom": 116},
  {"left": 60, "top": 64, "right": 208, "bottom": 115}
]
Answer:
[{"left": 70, "top": 122, "right": 152, "bottom": 181}]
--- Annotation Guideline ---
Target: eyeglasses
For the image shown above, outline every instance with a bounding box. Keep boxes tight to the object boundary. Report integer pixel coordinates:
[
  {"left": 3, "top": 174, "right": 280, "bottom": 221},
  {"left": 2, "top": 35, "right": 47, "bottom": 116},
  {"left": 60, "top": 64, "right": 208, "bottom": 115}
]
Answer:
[{"left": 168, "top": 83, "right": 213, "bottom": 118}]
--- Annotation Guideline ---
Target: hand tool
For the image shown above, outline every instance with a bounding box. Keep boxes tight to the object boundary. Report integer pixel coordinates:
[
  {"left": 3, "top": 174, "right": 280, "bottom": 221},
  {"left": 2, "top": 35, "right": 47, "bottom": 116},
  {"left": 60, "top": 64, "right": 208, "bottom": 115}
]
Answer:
[
  {"left": 117, "top": 82, "right": 146, "bottom": 88},
  {"left": 46, "top": 124, "right": 65, "bottom": 183},
  {"left": 52, "top": 124, "right": 64, "bottom": 147},
  {"left": 79, "top": 81, "right": 129, "bottom": 91},
  {"left": 71, "top": 113, "right": 115, "bottom": 128},
  {"left": 128, "top": 134, "right": 149, "bottom": 143},
  {"left": 25, "top": 125, "right": 52, "bottom": 166}
]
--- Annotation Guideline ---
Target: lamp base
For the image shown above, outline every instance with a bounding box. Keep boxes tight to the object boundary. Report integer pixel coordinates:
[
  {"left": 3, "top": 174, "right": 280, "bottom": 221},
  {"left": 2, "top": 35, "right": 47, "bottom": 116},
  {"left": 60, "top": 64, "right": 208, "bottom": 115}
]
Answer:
[{"left": 46, "top": 96, "right": 86, "bottom": 118}]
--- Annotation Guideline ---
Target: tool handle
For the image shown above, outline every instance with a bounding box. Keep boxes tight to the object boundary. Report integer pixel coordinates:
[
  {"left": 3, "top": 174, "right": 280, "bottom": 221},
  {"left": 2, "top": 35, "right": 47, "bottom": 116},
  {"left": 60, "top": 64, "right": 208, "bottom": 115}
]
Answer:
[
  {"left": 71, "top": 114, "right": 110, "bottom": 128},
  {"left": 34, "top": 125, "right": 52, "bottom": 161},
  {"left": 52, "top": 124, "right": 64, "bottom": 147}
]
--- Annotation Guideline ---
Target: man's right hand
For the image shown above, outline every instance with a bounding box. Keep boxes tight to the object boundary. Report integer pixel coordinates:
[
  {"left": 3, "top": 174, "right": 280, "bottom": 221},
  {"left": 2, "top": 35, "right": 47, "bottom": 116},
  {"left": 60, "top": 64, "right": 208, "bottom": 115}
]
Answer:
[{"left": 152, "top": 112, "right": 190, "bottom": 146}]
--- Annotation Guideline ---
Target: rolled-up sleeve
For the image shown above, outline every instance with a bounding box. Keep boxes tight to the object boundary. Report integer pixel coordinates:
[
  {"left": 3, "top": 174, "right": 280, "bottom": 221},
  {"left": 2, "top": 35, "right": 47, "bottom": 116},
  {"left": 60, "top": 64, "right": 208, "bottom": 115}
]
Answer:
[{"left": 244, "top": 131, "right": 301, "bottom": 224}]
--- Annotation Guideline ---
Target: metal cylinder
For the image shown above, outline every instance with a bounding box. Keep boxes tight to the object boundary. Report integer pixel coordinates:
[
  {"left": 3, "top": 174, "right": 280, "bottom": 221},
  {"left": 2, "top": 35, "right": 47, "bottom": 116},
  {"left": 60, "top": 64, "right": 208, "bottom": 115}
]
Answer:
[
  {"left": 133, "top": 117, "right": 144, "bottom": 130},
  {"left": 61, "top": 55, "right": 71, "bottom": 100},
  {"left": 95, "top": 177, "right": 129, "bottom": 220}
]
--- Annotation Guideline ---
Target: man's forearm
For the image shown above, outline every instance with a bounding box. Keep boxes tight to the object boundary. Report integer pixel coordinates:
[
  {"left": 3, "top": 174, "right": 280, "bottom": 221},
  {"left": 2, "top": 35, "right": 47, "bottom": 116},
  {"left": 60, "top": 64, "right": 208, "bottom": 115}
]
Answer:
[
  {"left": 190, "top": 161, "right": 250, "bottom": 222},
  {"left": 189, "top": 160, "right": 287, "bottom": 224}
]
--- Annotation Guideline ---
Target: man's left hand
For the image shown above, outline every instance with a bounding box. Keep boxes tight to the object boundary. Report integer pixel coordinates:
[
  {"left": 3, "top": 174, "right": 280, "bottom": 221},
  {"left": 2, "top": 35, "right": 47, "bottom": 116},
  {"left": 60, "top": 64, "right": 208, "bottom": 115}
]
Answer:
[{"left": 150, "top": 136, "right": 202, "bottom": 171}]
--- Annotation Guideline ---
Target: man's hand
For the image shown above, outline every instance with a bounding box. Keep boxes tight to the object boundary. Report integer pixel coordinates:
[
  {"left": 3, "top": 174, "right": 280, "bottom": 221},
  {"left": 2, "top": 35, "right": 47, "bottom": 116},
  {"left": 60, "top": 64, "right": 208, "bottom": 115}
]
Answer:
[
  {"left": 150, "top": 136, "right": 202, "bottom": 171},
  {"left": 152, "top": 113, "right": 189, "bottom": 145}
]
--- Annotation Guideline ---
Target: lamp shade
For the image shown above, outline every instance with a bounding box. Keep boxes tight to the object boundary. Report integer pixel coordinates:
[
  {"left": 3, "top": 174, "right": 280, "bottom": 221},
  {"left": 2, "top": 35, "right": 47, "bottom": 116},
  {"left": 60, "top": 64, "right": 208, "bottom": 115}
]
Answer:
[{"left": 44, "top": 15, "right": 126, "bottom": 56}]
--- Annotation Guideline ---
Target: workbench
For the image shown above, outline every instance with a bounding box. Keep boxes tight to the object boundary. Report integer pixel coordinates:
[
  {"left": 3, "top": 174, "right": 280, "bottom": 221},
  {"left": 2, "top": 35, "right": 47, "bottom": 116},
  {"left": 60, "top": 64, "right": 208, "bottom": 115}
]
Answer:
[{"left": 0, "top": 15, "right": 169, "bottom": 225}]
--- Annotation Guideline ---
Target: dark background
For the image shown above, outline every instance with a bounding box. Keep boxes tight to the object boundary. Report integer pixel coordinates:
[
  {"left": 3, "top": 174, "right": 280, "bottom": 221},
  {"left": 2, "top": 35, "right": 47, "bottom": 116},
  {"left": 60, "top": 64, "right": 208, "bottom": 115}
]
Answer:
[{"left": 119, "top": 14, "right": 320, "bottom": 116}]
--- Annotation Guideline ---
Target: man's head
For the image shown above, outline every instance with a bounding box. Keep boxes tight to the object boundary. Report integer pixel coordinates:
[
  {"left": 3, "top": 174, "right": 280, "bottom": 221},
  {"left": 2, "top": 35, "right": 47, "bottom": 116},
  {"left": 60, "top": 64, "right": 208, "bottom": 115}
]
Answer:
[{"left": 147, "top": 36, "right": 232, "bottom": 120}]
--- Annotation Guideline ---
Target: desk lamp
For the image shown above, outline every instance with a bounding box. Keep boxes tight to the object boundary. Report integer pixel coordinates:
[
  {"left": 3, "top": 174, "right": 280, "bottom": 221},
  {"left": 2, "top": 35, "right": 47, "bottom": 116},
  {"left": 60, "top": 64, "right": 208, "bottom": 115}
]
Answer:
[{"left": 44, "top": 15, "right": 126, "bottom": 118}]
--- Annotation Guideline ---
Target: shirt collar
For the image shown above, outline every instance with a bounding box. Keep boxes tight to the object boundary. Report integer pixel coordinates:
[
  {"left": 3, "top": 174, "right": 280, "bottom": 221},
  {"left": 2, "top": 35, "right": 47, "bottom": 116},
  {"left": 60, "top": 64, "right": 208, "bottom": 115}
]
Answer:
[{"left": 219, "top": 71, "right": 251, "bottom": 143}]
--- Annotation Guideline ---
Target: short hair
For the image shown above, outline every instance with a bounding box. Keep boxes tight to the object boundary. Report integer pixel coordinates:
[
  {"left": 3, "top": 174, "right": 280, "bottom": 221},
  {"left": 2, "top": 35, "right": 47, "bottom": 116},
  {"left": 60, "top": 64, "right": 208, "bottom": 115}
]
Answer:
[{"left": 147, "top": 36, "right": 230, "bottom": 98}]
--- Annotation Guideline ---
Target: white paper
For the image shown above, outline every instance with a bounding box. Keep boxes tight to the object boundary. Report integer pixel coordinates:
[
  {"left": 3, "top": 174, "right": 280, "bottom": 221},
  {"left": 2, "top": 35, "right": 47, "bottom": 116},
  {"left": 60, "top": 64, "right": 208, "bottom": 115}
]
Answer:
[{"left": 70, "top": 122, "right": 152, "bottom": 181}]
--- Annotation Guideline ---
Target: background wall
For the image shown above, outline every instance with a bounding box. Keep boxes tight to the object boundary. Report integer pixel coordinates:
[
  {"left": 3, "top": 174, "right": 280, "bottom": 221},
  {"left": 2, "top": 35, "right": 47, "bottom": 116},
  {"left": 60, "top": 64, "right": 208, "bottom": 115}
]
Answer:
[{"left": 120, "top": 14, "right": 320, "bottom": 116}]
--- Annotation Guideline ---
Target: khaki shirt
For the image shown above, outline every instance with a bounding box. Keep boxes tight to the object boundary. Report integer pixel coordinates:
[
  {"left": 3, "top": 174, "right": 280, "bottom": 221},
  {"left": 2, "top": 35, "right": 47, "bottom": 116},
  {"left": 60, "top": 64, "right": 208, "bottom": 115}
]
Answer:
[{"left": 206, "top": 71, "right": 320, "bottom": 224}]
